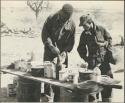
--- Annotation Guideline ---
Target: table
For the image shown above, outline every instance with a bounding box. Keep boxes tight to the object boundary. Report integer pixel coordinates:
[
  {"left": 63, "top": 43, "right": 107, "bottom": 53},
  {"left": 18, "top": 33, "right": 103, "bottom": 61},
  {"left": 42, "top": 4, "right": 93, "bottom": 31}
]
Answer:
[
  {"left": 1, "top": 69, "right": 78, "bottom": 90},
  {"left": 1, "top": 68, "right": 122, "bottom": 102}
]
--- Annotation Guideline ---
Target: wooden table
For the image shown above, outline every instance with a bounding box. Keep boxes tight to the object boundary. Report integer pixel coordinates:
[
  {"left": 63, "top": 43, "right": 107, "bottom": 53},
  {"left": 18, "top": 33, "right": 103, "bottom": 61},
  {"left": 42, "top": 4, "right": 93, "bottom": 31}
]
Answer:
[
  {"left": 1, "top": 69, "right": 78, "bottom": 90},
  {"left": 1, "top": 68, "right": 122, "bottom": 102}
]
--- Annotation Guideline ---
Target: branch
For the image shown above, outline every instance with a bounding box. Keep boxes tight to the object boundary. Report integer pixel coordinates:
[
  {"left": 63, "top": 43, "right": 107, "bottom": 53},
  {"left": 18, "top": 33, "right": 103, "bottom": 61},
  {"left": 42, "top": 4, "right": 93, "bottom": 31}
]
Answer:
[
  {"left": 27, "top": 0, "right": 36, "bottom": 12},
  {"left": 36, "top": 0, "right": 44, "bottom": 11}
]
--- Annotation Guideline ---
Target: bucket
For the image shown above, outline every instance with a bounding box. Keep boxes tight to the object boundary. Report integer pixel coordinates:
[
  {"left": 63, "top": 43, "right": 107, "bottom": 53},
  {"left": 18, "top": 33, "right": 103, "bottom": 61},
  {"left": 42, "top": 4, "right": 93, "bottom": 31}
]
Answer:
[
  {"left": 60, "top": 87, "right": 89, "bottom": 102},
  {"left": 79, "top": 70, "right": 96, "bottom": 81},
  {"left": 31, "top": 66, "right": 44, "bottom": 77},
  {"left": 7, "top": 84, "right": 16, "bottom": 97},
  {"left": 16, "top": 77, "right": 41, "bottom": 102},
  {"left": 59, "top": 87, "right": 74, "bottom": 102}
]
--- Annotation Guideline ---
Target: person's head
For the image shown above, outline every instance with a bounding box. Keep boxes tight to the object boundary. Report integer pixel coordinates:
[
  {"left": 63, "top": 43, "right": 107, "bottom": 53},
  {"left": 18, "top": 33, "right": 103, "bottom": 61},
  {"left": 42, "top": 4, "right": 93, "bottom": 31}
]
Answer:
[
  {"left": 79, "top": 14, "right": 93, "bottom": 31},
  {"left": 59, "top": 4, "right": 73, "bottom": 22}
]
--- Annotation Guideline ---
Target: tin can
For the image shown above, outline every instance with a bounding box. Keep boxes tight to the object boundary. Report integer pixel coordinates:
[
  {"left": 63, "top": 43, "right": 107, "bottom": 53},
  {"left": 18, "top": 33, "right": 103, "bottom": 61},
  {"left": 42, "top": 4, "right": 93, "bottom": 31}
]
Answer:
[
  {"left": 73, "top": 74, "right": 79, "bottom": 84},
  {"left": 44, "top": 61, "right": 56, "bottom": 79}
]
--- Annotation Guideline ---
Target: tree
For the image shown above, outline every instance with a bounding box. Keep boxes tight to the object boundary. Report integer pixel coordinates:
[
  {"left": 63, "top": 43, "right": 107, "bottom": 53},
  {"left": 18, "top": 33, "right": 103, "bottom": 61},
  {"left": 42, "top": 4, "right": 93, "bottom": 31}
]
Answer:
[{"left": 27, "top": 0, "right": 49, "bottom": 19}]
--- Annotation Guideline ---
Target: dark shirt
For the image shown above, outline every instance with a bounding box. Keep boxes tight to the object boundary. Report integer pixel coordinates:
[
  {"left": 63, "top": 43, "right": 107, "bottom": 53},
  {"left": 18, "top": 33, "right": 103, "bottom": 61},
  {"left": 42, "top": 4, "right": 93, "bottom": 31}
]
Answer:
[
  {"left": 42, "top": 12, "right": 76, "bottom": 53},
  {"left": 77, "top": 24, "right": 112, "bottom": 62}
]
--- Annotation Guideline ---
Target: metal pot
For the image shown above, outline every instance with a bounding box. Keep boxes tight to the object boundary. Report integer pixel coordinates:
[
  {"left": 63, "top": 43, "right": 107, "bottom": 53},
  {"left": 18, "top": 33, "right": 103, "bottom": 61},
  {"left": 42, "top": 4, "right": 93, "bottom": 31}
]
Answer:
[
  {"left": 79, "top": 70, "right": 96, "bottom": 81},
  {"left": 31, "top": 66, "right": 44, "bottom": 77}
]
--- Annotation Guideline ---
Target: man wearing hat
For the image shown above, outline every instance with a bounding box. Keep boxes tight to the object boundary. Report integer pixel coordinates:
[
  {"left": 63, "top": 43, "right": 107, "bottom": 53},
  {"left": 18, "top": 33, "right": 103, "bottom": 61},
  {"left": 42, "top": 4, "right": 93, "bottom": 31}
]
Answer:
[
  {"left": 77, "top": 14, "right": 114, "bottom": 102},
  {"left": 42, "top": 4, "right": 75, "bottom": 101}
]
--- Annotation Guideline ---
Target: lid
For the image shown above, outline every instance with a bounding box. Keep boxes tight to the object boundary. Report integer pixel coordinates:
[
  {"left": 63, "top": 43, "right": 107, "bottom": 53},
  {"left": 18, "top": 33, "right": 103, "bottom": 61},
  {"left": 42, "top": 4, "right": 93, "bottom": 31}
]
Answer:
[
  {"left": 79, "top": 69, "right": 94, "bottom": 74},
  {"left": 31, "top": 65, "right": 44, "bottom": 69}
]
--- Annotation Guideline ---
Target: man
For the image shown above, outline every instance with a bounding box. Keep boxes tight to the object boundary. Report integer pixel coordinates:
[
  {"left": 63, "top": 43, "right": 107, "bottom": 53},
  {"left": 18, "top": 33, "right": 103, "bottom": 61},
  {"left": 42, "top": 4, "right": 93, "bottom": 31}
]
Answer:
[
  {"left": 41, "top": 4, "right": 75, "bottom": 101},
  {"left": 77, "top": 14, "right": 114, "bottom": 102}
]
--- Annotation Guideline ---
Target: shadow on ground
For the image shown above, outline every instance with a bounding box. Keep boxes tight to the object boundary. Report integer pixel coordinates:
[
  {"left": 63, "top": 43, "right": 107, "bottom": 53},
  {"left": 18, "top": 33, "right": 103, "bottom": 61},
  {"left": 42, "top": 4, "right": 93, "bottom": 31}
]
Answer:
[{"left": 0, "top": 87, "right": 17, "bottom": 102}]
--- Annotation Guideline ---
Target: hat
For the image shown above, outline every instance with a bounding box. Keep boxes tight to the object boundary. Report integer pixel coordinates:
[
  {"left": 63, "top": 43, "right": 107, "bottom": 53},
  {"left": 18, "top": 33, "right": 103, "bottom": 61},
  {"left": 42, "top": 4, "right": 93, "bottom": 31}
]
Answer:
[
  {"left": 79, "top": 14, "right": 92, "bottom": 26},
  {"left": 62, "top": 4, "right": 73, "bottom": 15}
]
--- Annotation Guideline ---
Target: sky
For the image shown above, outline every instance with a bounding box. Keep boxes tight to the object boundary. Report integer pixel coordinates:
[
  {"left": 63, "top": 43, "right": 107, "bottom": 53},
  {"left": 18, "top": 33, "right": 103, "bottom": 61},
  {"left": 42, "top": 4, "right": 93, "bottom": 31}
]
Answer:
[
  {"left": 1, "top": 0, "right": 124, "bottom": 13},
  {"left": 1, "top": 0, "right": 124, "bottom": 44}
]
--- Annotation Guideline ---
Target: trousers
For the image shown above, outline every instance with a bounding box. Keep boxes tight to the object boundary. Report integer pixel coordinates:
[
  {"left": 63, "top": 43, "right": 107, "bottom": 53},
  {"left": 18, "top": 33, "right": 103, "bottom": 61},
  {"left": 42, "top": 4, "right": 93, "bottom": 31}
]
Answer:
[
  {"left": 87, "top": 56, "right": 113, "bottom": 102},
  {"left": 43, "top": 47, "right": 68, "bottom": 102}
]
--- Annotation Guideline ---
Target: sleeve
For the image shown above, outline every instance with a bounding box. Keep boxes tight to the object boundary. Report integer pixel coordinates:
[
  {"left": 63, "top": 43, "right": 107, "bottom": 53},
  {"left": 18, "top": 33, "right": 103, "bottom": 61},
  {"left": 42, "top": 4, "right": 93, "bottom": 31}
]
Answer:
[
  {"left": 41, "top": 16, "right": 53, "bottom": 46},
  {"left": 41, "top": 16, "right": 60, "bottom": 56},
  {"left": 77, "top": 33, "right": 88, "bottom": 62},
  {"left": 65, "top": 23, "right": 75, "bottom": 52},
  {"left": 104, "top": 28, "right": 112, "bottom": 46}
]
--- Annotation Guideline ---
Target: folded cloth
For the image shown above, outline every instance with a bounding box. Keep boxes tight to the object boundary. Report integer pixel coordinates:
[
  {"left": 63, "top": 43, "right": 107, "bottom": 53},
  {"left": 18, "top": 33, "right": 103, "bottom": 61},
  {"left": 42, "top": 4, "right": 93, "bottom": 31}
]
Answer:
[
  {"left": 99, "top": 75, "right": 120, "bottom": 85},
  {"left": 94, "top": 75, "right": 122, "bottom": 89},
  {"left": 76, "top": 80, "right": 103, "bottom": 94}
]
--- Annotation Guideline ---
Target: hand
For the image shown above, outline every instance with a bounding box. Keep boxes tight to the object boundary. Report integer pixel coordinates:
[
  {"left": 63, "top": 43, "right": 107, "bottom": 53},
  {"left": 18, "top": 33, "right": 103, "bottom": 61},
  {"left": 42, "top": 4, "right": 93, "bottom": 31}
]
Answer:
[
  {"left": 80, "top": 61, "right": 88, "bottom": 69},
  {"left": 104, "top": 41, "right": 109, "bottom": 47},
  {"left": 60, "top": 51, "right": 66, "bottom": 58},
  {"left": 97, "top": 42, "right": 105, "bottom": 47},
  {"left": 97, "top": 41, "right": 108, "bottom": 47},
  {"left": 45, "top": 38, "right": 53, "bottom": 46},
  {"left": 59, "top": 52, "right": 66, "bottom": 64},
  {"left": 93, "top": 66, "right": 101, "bottom": 75},
  {"left": 50, "top": 46, "right": 60, "bottom": 56}
]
